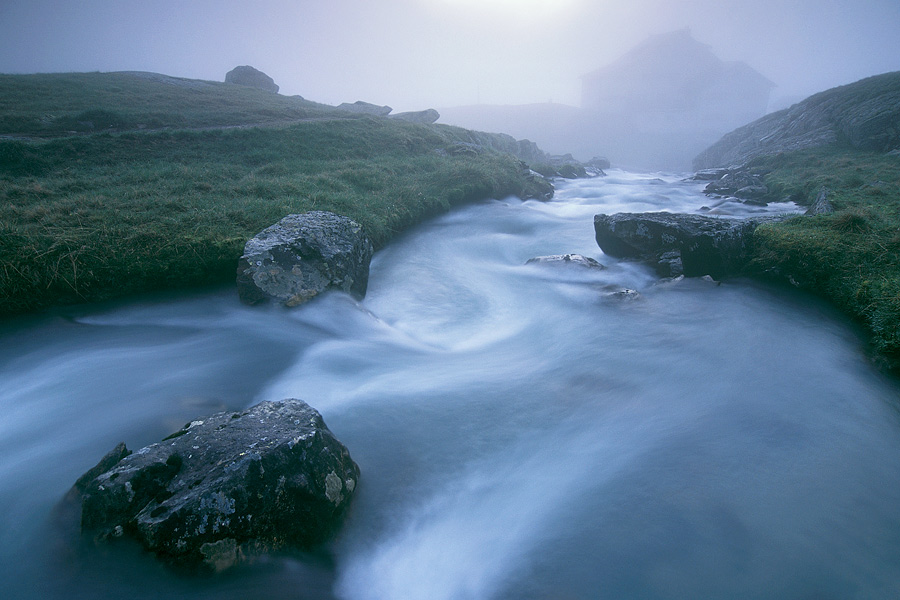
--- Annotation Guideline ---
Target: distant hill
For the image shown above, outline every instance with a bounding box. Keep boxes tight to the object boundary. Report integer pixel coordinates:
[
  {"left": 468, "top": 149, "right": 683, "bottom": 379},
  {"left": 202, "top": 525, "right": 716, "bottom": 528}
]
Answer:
[{"left": 694, "top": 71, "right": 900, "bottom": 169}]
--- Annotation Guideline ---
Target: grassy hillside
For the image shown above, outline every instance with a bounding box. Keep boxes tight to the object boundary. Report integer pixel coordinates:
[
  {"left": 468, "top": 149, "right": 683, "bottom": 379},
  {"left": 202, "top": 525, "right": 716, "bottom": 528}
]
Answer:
[
  {"left": 747, "top": 147, "right": 900, "bottom": 365},
  {"left": 0, "top": 72, "right": 550, "bottom": 316},
  {"left": 0, "top": 71, "right": 348, "bottom": 135}
]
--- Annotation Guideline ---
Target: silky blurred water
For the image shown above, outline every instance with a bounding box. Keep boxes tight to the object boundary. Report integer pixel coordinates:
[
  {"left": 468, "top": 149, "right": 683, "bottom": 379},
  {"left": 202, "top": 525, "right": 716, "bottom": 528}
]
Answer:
[{"left": 1, "top": 171, "right": 899, "bottom": 599}]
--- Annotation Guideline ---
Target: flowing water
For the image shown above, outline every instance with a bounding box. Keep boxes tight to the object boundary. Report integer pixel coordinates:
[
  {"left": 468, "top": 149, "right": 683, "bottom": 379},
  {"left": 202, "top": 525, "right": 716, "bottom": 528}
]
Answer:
[{"left": 2, "top": 171, "right": 900, "bottom": 599}]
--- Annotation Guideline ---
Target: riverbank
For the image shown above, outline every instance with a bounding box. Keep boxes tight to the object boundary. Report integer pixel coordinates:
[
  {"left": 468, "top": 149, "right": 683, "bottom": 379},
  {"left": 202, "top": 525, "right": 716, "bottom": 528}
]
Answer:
[
  {"left": 0, "top": 72, "right": 552, "bottom": 317},
  {"left": 744, "top": 147, "right": 900, "bottom": 369}
]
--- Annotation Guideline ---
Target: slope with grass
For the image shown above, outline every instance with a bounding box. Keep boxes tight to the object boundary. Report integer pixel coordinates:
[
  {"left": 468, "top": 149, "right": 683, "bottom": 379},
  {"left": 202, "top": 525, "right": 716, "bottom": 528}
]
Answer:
[
  {"left": 745, "top": 148, "right": 900, "bottom": 367},
  {"left": 0, "top": 72, "right": 552, "bottom": 317},
  {"left": 691, "top": 70, "right": 900, "bottom": 370}
]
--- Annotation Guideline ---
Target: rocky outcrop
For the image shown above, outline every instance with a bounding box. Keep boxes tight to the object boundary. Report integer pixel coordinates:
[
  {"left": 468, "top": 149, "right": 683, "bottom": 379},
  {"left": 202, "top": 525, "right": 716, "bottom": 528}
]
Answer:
[
  {"left": 701, "top": 167, "right": 771, "bottom": 204},
  {"left": 530, "top": 161, "right": 588, "bottom": 179},
  {"left": 805, "top": 188, "right": 835, "bottom": 215},
  {"left": 224, "top": 66, "right": 279, "bottom": 93},
  {"left": 237, "top": 211, "right": 374, "bottom": 307},
  {"left": 390, "top": 109, "right": 440, "bottom": 124},
  {"left": 526, "top": 254, "right": 605, "bottom": 269},
  {"left": 587, "top": 156, "right": 611, "bottom": 170},
  {"left": 694, "top": 71, "right": 900, "bottom": 169},
  {"left": 594, "top": 212, "right": 788, "bottom": 278},
  {"left": 447, "top": 130, "right": 551, "bottom": 165},
  {"left": 336, "top": 101, "right": 393, "bottom": 116},
  {"left": 70, "top": 400, "right": 359, "bottom": 572}
]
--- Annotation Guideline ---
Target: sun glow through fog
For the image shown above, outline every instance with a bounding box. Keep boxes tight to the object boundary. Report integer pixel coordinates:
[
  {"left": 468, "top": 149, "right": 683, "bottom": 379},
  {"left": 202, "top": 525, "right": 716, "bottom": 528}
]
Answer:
[{"left": 431, "top": 0, "right": 581, "bottom": 18}]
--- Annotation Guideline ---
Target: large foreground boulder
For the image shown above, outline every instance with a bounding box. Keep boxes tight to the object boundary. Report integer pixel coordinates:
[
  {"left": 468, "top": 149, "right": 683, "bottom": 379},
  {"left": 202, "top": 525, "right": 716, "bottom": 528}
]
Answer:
[
  {"left": 70, "top": 400, "right": 359, "bottom": 572},
  {"left": 224, "top": 65, "right": 279, "bottom": 93},
  {"left": 237, "top": 211, "right": 374, "bottom": 307},
  {"left": 594, "top": 212, "right": 787, "bottom": 278}
]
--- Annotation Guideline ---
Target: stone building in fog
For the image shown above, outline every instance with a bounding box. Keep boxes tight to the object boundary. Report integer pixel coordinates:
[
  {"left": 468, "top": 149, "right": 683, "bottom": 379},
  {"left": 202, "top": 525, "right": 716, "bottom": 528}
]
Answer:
[{"left": 581, "top": 28, "right": 775, "bottom": 133}]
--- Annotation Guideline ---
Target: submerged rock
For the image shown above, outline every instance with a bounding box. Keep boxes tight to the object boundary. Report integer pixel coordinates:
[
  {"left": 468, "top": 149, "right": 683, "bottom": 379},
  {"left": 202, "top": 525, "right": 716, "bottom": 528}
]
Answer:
[
  {"left": 605, "top": 288, "right": 642, "bottom": 301},
  {"left": 594, "top": 212, "right": 787, "bottom": 279},
  {"left": 526, "top": 254, "right": 605, "bottom": 269},
  {"left": 70, "top": 400, "right": 359, "bottom": 572},
  {"left": 237, "top": 211, "right": 374, "bottom": 307}
]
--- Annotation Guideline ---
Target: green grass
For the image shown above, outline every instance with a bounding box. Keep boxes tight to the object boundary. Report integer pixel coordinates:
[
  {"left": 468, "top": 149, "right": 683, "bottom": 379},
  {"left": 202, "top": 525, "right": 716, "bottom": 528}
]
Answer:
[
  {"left": 0, "top": 73, "right": 550, "bottom": 316},
  {"left": 0, "top": 72, "right": 348, "bottom": 135},
  {"left": 746, "top": 147, "right": 900, "bottom": 364}
]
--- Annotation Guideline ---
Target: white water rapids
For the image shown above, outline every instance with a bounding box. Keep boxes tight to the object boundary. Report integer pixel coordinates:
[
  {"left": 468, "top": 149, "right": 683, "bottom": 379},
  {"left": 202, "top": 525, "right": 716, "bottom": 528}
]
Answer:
[{"left": 1, "top": 171, "right": 899, "bottom": 599}]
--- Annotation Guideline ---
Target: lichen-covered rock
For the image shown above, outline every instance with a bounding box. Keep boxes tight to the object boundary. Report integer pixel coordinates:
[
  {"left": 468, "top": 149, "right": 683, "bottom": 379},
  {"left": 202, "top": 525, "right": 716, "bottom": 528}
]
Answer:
[
  {"left": 224, "top": 65, "right": 279, "bottom": 93},
  {"left": 237, "top": 211, "right": 374, "bottom": 307},
  {"left": 526, "top": 254, "right": 605, "bottom": 269},
  {"left": 594, "top": 212, "right": 788, "bottom": 279},
  {"left": 71, "top": 400, "right": 359, "bottom": 572}
]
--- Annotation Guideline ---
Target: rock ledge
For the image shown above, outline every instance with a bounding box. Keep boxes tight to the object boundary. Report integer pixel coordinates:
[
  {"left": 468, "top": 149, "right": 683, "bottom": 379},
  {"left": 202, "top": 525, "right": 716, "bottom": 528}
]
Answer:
[{"left": 594, "top": 212, "right": 789, "bottom": 278}]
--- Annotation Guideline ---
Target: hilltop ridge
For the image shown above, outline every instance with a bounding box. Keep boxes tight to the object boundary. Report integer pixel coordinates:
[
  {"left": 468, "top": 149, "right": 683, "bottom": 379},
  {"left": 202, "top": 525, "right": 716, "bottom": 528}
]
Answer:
[{"left": 694, "top": 71, "right": 900, "bottom": 170}]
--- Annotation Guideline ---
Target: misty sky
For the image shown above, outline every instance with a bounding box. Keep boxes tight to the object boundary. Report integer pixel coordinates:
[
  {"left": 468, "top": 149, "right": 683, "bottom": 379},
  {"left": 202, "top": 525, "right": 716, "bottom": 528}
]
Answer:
[{"left": 1, "top": 0, "right": 899, "bottom": 112}]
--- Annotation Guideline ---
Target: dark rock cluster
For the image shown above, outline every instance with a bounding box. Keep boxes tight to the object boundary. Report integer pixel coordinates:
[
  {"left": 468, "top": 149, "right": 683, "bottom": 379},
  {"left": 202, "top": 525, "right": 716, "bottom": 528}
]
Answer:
[{"left": 701, "top": 167, "right": 771, "bottom": 205}]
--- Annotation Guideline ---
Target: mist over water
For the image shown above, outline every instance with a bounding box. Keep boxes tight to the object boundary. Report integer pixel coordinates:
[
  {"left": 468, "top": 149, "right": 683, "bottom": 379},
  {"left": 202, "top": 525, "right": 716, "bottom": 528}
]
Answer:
[{"left": 2, "top": 172, "right": 900, "bottom": 599}]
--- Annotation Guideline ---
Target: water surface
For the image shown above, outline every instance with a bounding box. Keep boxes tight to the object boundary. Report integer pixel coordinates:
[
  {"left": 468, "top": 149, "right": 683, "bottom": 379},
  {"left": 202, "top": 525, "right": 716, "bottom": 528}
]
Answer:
[{"left": 1, "top": 171, "right": 899, "bottom": 599}]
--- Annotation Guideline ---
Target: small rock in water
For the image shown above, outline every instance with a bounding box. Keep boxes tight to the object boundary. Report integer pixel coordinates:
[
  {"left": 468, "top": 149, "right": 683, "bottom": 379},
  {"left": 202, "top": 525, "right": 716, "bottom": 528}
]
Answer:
[
  {"left": 606, "top": 288, "right": 642, "bottom": 301},
  {"left": 526, "top": 254, "right": 605, "bottom": 269}
]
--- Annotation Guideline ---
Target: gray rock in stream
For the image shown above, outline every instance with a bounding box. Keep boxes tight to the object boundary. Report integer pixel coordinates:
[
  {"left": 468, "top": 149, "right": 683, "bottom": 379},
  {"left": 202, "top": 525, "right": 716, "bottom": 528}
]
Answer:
[
  {"left": 526, "top": 254, "right": 605, "bottom": 269},
  {"left": 594, "top": 212, "right": 789, "bottom": 279},
  {"left": 70, "top": 400, "right": 360, "bottom": 572},
  {"left": 237, "top": 211, "right": 374, "bottom": 307}
]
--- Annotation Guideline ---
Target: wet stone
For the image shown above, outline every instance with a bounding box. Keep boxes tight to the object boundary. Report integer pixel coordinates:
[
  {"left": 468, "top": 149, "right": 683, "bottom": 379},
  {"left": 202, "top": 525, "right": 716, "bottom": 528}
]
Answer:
[{"left": 69, "top": 400, "right": 360, "bottom": 572}]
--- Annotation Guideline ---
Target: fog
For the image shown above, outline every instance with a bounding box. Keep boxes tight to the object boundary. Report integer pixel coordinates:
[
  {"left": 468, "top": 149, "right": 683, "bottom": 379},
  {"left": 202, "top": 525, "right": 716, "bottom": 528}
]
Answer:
[{"left": 2, "top": 0, "right": 899, "bottom": 168}]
